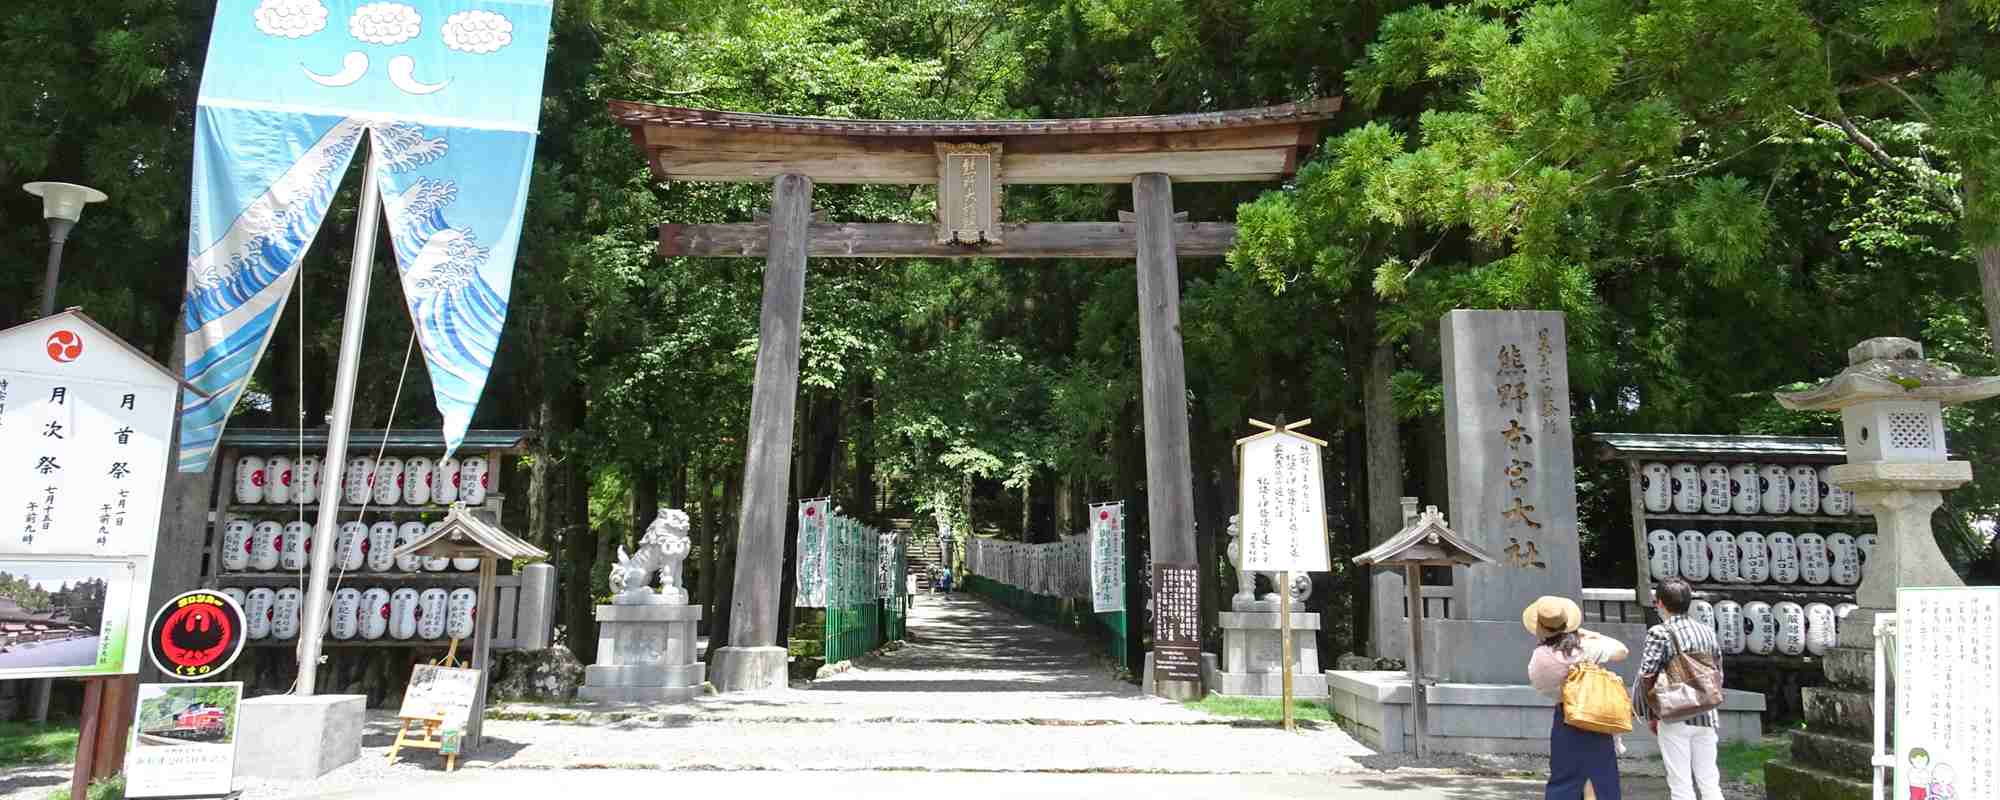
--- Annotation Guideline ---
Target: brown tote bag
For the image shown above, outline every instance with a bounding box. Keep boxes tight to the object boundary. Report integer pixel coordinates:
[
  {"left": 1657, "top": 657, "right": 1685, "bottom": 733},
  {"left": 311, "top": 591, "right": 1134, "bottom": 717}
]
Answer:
[{"left": 1647, "top": 627, "right": 1724, "bottom": 721}]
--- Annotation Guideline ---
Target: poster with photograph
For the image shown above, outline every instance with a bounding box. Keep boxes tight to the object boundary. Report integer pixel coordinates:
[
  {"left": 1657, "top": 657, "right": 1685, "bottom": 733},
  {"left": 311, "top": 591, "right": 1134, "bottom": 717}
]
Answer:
[
  {"left": 125, "top": 682, "right": 242, "bottom": 799},
  {"left": 0, "top": 558, "right": 138, "bottom": 679},
  {"left": 400, "top": 664, "right": 480, "bottom": 730}
]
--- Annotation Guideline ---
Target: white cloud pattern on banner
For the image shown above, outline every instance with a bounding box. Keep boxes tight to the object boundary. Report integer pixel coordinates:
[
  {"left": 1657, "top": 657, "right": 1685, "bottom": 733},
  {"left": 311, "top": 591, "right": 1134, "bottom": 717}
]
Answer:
[
  {"left": 441, "top": 10, "right": 513, "bottom": 54},
  {"left": 349, "top": 2, "right": 421, "bottom": 46},
  {"left": 253, "top": 0, "right": 328, "bottom": 38}
]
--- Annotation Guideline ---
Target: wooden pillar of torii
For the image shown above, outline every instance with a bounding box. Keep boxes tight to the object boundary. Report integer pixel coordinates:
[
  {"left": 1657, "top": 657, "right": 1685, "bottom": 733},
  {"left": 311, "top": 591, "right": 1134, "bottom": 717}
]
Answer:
[{"left": 609, "top": 99, "right": 1340, "bottom": 697}]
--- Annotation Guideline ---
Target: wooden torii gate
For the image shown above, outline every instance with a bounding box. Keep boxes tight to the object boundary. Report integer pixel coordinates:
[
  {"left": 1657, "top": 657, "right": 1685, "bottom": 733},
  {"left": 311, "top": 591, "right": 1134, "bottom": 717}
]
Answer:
[{"left": 610, "top": 98, "right": 1340, "bottom": 698}]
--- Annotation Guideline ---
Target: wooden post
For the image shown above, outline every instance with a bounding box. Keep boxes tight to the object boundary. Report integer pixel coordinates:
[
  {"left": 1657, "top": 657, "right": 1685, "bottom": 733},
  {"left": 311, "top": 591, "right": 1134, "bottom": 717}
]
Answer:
[
  {"left": 1625, "top": 461, "right": 1654, "bottom": 614},
  {"left": 70, "top": 679, "right": 103, "bottom": 800},
  {"left": 1280, "top": 570, "right": 1295, "bottom": 732},
  {"left": 1405, "top": 564, "right": 1428, "bottom": 758},
  {"left": 1132, "top": 172, "right": 1200, "bottom": 701},
  {"left": 717, "top": 173, "right": 812, "bottom": 688},
  {"left": 467, "top": 557, "right": 498, "bottom": 750}
]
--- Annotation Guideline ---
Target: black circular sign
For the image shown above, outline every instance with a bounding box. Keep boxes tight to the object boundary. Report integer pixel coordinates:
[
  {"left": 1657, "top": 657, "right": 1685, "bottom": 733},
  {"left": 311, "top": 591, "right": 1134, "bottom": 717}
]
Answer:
[{"left": 147, "top": 590, "right": 247, "bottom": 680}]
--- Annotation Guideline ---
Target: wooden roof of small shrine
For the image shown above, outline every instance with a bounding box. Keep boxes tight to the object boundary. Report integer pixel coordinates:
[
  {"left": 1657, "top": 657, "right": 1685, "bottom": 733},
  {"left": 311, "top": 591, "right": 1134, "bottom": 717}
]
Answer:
[
  {"left": 1353, "top": 506, "right": 1496, "bottom": 568},
  {"left": 391, "top": 504, "right": 547, "bottom": 561},
  {"left": 609, "top": 98, "right": 1342, "bottom": 185}
]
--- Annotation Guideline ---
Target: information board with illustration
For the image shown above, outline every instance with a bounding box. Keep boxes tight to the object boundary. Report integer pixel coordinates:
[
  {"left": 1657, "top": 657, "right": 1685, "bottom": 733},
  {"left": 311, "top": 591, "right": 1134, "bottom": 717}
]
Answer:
[{"left": 1897, "top": 587, "right": 1999, "bottom": 800}]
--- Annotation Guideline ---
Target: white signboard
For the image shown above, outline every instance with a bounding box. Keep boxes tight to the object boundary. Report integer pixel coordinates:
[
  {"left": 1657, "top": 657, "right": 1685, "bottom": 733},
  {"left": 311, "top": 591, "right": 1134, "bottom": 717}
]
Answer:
[
  {"left": 1897, "top": 587, "right": 1999, "bottom": 800},
  {"left": 0, "top": 312, "right": 176, "bottom": 678},
  {"left": 126, "top": 682, "right": 242, "bottom": 799},
  {"left": 1237, "top": 429, "right": 1331, "bottom": 573},
  {"left": 1090, "top": 502, "right": 1125, "bottom": 612},
  {"left": 795, "top": 498, "right": 829, "bottom": 607}
]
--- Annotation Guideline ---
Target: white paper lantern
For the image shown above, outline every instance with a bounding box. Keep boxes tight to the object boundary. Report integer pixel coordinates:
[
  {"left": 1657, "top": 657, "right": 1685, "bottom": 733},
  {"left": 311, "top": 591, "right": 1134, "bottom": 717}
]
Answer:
[
  {"left": 1797, "top": 533, "right": 1831, "bottom": 585},
  {"left": 360, "top": 588, "right": 390, "bottom": 639},
  {"left": 294, "top": 456, "right": 320, "bottom": 504},
  {"left": 366, "top": 521, "right": 398, "bottom": 572},
  {"left": 389, "top": 588, "right": 420, "bottom": 639},
  {"left": 280, "top": 521, "right": 310, "bottom": 570},
  {"left": 1769, "top": 532, "right": 1800, "bottom": 584},
  {"left": 1691, "top": 599, "right": 1716, "bottom": 639},
  {"left": 1730, "top": 463, "right": 1761, "bottom": 514},
  {"left": 1744, "top": 601, "right": 1775, "bottom": 654},
  {"left": 422, "top": 522, "right": 449, "bottom": 572},
  {"left": 460, "top": 456, "right": 488, "bottom": 505},
  {"left": 1856, "top": 534, "right": 1877, "bottom": 573},
  {"left": 250, "top": 521, "right": 282, "bottom": 571},
  {"left": 221, "top": 517, "right": 252, "bottom": 571},
  {"left": 434, "top": 457, "right": 460, "bottom": 504},
  {"left": 235, "top": 455, "right": 267, "bottom": 505},
  {"left": 266, "top": 455, "right": 292, "bottom": 505},
  {"left": 330, "top": 588, "right": 361, "bottom": 640},
  {"left": 1677, "top": 530, "right": 1710, "bottom": 582},
  {"left": 1707, "top": 531, "right": 1740, "bottom": 583},
  {"left": 372, "top": 457, "right": 403, "bottom": 506},
  {"left": 336, "top": 521, "right": 366, "bottom": 571},
  {"left": 403, "top": 456, "right": 434, "bottom": 506},
  {"left": 1737, "top": 531, "right": 1769, "bottom": 583},
  {"left": 244, "top": 588, "right": 274, "bottom": 639},
  {"left": 1701, "top": 463, "right": 1731, "bottom": 514},
  {"left": 1789, "top": 466, "right": 1820, "bottom": 515},
  {"left": 271, "top": 588, "right": 301, "bottom": 639},
  {"left": 1648, "top": 529, "right": 1679, "bottom": 581},
  {"left": 1642, "top": 462, "right": 1672, "bottom": 512},
  {"left": 1671, "top": 463, "right": 1702, "bottom": 513},
  {"left": 396, "top": 522, "right": 427, "bottom": 572},
  {"left": 220, "top": 588, "right": 246, "bottom": 613},
  {"left": 1819, "top": 466, "right": 1851, "bottom": 516},
  {"left": 344, "top": 457, "right": 373, "bottom": 506},
  {"left": 1805, "top": 602, "right": 1836, "bottom": 655},
  {"left": 417, "top": 588, "right": 448, "bottom": 639},
  {"left": 1774, "top": 601, "right": 1806, "bottom": 656},
  {"left": 1828, "top": 533, "right": 1860, "bottom": 586},
  {"left": 1760, "top": 465, "right": 1792, "bottom": 514},
  {"left": 447, "top": 588, "right": 477, "bottom": 640},
  {"left": 1715, "top": 600, "right": 1745, "bottom": 654}
]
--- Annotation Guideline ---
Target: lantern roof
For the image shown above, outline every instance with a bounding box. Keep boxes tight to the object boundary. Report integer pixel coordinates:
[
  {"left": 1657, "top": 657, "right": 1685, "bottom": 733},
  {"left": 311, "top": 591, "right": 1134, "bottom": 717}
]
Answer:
[
  {"left": 390, "top": 503, "right": 547, "bottom": 561},
  {"left": 1775, "top": 337, "right": 2000, "bottom": 411},
  {"left": 1353, "top": 506, "right": 1497, "bottom": 568}
]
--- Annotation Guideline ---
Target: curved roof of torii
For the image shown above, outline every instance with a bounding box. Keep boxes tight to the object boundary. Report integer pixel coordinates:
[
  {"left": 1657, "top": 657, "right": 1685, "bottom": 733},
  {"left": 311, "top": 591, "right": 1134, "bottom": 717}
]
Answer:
[{"left": 608, "top": 98, "right": 1342, "bottom": 185}]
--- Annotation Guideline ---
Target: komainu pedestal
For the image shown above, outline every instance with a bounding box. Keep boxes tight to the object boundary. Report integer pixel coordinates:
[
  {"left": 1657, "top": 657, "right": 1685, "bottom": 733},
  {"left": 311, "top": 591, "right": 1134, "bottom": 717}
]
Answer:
[
  {"left": 577, "top": 604, "right": 706, "bottom": 703},
  {"left": 1203, "top": 603, "right": 1328, "bottom": 698}
]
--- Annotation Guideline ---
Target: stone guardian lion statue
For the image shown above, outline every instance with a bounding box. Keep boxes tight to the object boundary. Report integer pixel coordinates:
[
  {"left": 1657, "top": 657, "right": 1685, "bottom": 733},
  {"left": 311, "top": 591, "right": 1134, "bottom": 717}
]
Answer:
[{"left": 611, "top": 508, "right": 693, "bottom": 605}]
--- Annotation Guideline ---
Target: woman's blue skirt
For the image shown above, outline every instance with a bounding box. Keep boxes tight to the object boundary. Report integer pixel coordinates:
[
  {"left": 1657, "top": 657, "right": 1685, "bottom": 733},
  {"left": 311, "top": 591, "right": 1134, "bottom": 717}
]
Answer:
[{"left": 1547, "top": 708, "right": 1621, "bottom": 800}]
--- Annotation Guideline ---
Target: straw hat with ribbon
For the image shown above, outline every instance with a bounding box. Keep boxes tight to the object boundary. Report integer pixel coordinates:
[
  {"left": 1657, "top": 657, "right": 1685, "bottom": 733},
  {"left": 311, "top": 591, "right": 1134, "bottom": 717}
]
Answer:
[{"left": 1522, "top": 595, "right": 1583, "bottom": 640}]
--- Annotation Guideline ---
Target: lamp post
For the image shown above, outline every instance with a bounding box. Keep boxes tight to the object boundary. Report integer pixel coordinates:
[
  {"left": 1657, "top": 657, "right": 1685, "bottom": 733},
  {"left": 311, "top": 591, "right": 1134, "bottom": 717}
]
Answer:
[{"left": 22, "top": 181, "right": 108, "bottom": 317}]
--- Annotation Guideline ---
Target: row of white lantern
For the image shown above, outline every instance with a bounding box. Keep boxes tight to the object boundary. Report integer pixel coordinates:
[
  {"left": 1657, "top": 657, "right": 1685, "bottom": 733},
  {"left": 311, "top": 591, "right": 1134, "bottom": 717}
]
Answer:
[
  {"left": 220, "top": 518, "right": 480, "bottom": 573},
  {"left": 1648, "top": 530, "right": 1873, "bottom": 586},
  {"left": 1687, "top": 598, "right": 1854, "bottom": 657},
  {"left": 232, "top": 454, "right": 490, "bottom": 507},
  {"left": 1640, "top": 462, "right": 1857, "bottom": 516},
  {"left": 220, "top": 586, "right": 476, "bottom": 641}
]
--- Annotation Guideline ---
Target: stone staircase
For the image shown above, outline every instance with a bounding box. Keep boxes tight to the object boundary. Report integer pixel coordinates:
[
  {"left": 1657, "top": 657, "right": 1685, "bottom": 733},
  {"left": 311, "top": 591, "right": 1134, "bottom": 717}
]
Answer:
[{"left": 1765, "top": 614, "right": 1881, "bottom": 800}]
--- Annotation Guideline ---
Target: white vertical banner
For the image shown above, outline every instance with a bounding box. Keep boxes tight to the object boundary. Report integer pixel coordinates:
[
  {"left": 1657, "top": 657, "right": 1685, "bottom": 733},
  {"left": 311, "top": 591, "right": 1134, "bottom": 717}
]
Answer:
[
  {"left": 1090, "top": 501, "right": 1126, "bottom": 612},
  {"left": 795, "top": 498, "right": 829, "bottom": 607},
  {"left": 1238, "top": 428, "right": 1331, "bottom": 573},
  {"left": 1897, "top": 587, "right": 2000, "bottom": 800}
]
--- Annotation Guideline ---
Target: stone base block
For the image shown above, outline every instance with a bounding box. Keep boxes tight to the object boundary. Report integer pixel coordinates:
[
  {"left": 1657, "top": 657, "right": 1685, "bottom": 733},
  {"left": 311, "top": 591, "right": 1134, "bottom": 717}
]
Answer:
[
  {"left": 583, "top": 663, "right": 705, "bottom": 688},
  {"left": 1766, "top": 758, "right": 1873, "bottom": 800},
  {"left": 1326, "top": 671, "right": 1765, "bottom": 756},
  {"left": 577, "top": 685, "right": 705, "bottom": 703},
  {"left": 1204, "top": 667, "right": 1329, "bottom": 697},
  {"left": 1789, "top": 730, "right": 1874, "bottom": 781},
  {"left": 1375, "top": 620, "right": 1649, "bottom": 685},
  {"left": 1140, "top": 652, "right": 1204, "bottom": 700},
  {"left": 234, "top": 694, "right": 365, "bottom": 780},
  {"left": 1802, "top": 685, "right": 1876, "bottom": 736},
  {"left": 1820, "top": 645, "right": 1877, "bottom": 687},
  {"left": 710, "top": 645, "right": 788, "bottom": 693}
]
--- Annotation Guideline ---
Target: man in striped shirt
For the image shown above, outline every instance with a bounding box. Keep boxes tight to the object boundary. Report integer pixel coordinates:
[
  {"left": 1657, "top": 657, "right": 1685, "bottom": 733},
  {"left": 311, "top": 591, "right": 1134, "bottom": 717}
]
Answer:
[{"left": 1636, "top": 578, "right": 1724, "bottom": 800}]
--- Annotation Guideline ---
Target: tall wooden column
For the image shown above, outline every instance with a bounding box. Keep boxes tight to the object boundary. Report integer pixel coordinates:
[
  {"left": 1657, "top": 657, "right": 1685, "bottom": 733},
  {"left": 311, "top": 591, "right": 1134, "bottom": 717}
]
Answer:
[
  {"left": 1133, "top": 172, "right": 1201, "bottom": 700},
  {"left": 713, "top": 172, "right": 813, "bottom": 692}
]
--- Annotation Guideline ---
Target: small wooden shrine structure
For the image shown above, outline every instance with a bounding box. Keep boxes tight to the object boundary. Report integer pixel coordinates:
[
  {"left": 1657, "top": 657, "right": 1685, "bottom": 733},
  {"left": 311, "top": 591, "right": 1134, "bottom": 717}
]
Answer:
[
  {"left": 390, "top": 503, "right": 547, "bottom": 750},
  {"left": 610, "top": 98, "right": 1340, "bottom": 698},
  {"left": 1354, "top": 503, "right": 1496, "bottom": 757}
]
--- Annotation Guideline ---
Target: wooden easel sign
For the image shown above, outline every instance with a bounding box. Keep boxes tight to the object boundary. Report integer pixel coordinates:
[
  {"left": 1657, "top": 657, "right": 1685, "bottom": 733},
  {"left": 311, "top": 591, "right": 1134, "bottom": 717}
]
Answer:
[{"left": 389, "top": 642, "right": 479, "bottom": 771}]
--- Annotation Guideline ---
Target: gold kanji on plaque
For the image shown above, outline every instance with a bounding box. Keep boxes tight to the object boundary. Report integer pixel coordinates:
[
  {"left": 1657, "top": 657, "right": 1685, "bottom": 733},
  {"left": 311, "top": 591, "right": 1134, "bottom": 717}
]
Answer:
[{"left": 936, "top": 142, "right": 1002, "bottom": 244}]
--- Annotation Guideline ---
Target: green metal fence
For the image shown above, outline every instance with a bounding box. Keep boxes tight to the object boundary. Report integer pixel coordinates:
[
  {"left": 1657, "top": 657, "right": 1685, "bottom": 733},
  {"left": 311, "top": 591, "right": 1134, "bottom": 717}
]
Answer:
[
  {"left": 961, "top": 574, "right": 1132, "bottom": 673},
  {"left": 816, "top": 517, "right": 908, "bottom": 664}
]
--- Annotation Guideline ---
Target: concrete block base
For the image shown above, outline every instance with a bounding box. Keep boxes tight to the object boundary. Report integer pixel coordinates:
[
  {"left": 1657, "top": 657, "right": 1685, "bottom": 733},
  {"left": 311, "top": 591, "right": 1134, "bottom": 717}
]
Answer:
[
  {"left": 576, "top": 685, "right": 705, "bottom": 703},
  {"left": 580, "top": 603, "right": 707, "bottom": 703},
  {"left": 1140, "top": 652, "right": 1204, "bottom": 700},
  {"left": 234, "top": 694, "right": 365, "bottom": 780},
  {"left": 1326, "top": 671, "right": 1765, "bottom": 756},
  {"left": 581, "top": 663, "right": 706, "bottom": 689},
  {"left": 710, "top": 645, "right": 788, "bottom": 693},
  {"left": 1205, "top": 665, "right": 1329, "bottom": 697}
]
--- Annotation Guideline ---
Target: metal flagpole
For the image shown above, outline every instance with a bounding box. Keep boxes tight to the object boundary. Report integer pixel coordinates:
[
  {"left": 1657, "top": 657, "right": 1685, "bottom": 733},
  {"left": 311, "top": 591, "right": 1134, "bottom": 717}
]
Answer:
[{"left": 297, "top": 140, "right": 384, "bottom": 695}]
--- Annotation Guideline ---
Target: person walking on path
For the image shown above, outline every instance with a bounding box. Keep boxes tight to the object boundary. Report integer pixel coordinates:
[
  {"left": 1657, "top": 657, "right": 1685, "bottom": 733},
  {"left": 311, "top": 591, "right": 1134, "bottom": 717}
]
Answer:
[
  {"left": 1526, "top": 595, "right": 1630, "bottom": 800},
  {"left": 1635, "top": 579, "right": 1725, "bottom": 800}
]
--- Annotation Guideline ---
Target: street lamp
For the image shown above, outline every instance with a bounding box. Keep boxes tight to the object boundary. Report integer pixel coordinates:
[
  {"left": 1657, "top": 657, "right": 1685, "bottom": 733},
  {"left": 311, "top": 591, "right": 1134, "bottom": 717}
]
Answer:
[{"left": 22, "top": 181, "right": 108, "bottom": 317}]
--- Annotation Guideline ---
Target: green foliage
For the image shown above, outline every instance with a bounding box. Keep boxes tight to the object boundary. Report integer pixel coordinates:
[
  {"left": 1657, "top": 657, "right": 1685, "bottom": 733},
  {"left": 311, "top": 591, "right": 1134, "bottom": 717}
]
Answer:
[
  {"left": 0, "top": 721, "right": 79, "bottom": 766},
  {"left": 45, "top": 776, "right": 122, "bottom": 800},
  {"left": 1718, "top": 735, "right": 1789, "bottom": 785}
]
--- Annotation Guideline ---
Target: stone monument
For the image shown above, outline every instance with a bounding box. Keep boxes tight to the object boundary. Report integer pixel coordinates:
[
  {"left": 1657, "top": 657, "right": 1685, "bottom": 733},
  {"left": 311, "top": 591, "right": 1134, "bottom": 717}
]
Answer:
[
  {"left": 1205, "top": 515, "right": 1326, "bottom": 697},
  {"left": 1765, "top": 338, "right": 2000, "bottom": 800},
  {"left": 580, "top": 508, "right": 706, "bottom": 702}
]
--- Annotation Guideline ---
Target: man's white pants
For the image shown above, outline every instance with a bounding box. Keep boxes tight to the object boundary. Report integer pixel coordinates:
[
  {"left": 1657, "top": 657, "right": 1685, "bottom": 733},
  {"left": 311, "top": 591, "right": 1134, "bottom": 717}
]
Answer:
[{"left": 1657, "top": 720, "right": 1724, "bottom": 800}]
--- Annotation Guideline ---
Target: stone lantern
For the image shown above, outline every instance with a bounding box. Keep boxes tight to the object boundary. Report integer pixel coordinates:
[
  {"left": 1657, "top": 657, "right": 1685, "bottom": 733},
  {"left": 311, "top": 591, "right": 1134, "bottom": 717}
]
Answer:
[
  {"left": 1765, "top": 337, "right": 2000, "bottom": 800},
  {"left": 1775, "top": 337, "right": 2000, "bottom": 608}
]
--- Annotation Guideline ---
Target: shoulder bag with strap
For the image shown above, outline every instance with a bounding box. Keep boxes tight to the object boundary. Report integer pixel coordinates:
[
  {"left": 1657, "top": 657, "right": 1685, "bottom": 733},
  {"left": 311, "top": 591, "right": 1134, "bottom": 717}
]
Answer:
[
  {"left": 1562, "top": 658, "right": 1635, "bottom": 735},
  {"left": 1647, "top": 625, "right": 1725, "bottom": 721}
]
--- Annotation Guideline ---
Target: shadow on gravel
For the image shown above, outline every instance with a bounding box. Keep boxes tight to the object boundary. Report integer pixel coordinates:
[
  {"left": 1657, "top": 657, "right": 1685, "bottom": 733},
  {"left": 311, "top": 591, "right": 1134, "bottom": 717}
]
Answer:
[{"left": 1340, "top": 774, "right": 1547, "bottom": 798}]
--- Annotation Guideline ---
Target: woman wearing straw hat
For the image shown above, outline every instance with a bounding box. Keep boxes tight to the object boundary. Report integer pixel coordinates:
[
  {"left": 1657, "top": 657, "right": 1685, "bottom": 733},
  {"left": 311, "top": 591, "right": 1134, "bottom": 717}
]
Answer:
[{"left": 1526, "top": 595, "right": 1630, "bottom": 800}]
